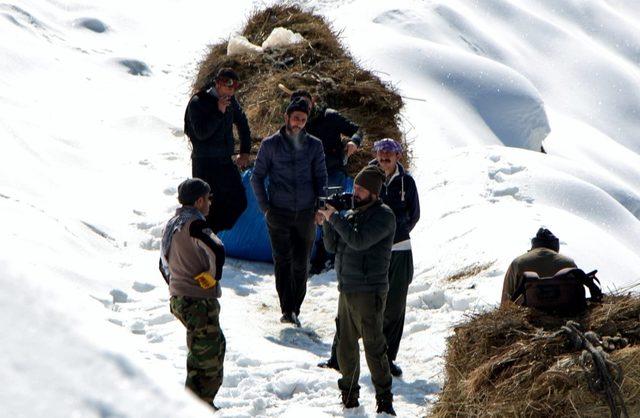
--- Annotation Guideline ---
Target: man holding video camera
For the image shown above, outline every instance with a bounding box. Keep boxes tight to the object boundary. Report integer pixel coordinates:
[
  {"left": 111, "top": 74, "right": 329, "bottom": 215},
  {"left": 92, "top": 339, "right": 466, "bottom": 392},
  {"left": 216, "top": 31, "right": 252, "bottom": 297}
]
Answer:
[{"left": 318, "top": 165, "right": 397, "bottom": 415}]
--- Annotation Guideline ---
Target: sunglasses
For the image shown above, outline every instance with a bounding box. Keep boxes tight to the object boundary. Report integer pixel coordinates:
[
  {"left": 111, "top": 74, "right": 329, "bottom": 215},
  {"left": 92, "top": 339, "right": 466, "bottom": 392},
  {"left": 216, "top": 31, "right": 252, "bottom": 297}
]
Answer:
[{"left": 217, "top": 77, "right": 240, "bottom": 89}]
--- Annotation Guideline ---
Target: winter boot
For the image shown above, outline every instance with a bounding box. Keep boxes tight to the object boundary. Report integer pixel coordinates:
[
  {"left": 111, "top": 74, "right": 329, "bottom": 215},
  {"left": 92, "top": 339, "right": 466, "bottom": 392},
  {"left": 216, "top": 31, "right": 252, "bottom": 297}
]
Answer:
[
  {"left": 291, "top": 312, "right": 301, "bottom": 328},
  {"left": 376, "top": 393, "right": 396, "bottom": 416},
  {"left": 388, "top": 361, "right": 402, "bottom": 377},
  {"left": 280, "top": 312, "right": 294, "bottom": 324},
  {"left": 317, "top": 356, "right": 340, "bottom": 371},
  {"left": 341, "top": 390, "right": 359, "bottom": 409}
]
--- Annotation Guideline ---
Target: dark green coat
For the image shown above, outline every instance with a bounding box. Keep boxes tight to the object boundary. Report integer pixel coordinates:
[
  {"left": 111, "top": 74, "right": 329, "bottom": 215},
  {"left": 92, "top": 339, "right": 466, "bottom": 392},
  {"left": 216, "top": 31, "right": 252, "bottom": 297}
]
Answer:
[{"left": 323, "top": 200, "right": 396, "bottom": 293}]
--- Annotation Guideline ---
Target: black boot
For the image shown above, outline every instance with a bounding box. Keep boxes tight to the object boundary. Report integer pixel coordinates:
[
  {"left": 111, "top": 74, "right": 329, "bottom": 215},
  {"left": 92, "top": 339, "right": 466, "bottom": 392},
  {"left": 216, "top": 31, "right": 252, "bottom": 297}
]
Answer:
[
  {"left": 280, "top": 312, "right": 301, "bottom": 327},
  {"left": 376, "top": 393, "right": 396, "bottom": 416},
  {"left": 388, "top": 361, "right": 402, "bottom": 377},
  {"left": 310, "top": 241, "right": 328, "bottom": 275},
  {"left": 317, "top": 356, "right": 340, "bottom": 371},
  {"left": 341, "top": 390, "right": 359, "bottom": 409}
]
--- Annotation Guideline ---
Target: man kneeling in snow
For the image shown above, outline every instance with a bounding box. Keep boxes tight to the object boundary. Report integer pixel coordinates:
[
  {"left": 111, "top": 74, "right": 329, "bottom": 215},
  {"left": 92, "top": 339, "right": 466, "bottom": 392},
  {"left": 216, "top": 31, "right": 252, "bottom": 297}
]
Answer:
[
  {"left": 318, "top": 165, "right": 397, "bottom": 415},
  {"left": 159, "top": 178, "right": 226, "bottom": 411},
  {"left": 501, "top": 228, "right": 577, "bottom": 305}
]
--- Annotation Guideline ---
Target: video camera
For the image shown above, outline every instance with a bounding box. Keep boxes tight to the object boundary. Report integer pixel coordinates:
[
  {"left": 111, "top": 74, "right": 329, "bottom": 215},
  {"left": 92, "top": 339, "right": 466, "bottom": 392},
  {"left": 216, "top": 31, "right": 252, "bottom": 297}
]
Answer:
[{"left": 318, "top": 186, "right": 354, "bottom": 211}]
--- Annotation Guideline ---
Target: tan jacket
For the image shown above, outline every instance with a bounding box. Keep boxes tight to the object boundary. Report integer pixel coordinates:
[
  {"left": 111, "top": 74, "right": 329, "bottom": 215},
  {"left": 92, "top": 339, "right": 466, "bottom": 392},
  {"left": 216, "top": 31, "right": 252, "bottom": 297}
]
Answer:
[
  {"left": 501, "top": 247, "right": 576, "bottom": 305},
  {"left": 167, "top": 215, "right": 223, "bottom": 299}
]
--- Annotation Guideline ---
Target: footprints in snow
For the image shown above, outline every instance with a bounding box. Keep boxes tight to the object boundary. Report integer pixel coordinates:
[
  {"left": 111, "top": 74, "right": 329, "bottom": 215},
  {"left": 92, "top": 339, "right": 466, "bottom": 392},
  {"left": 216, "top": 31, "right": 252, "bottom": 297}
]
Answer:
[
  {"left": 135, "top": 218, "right": 164, "bottom": 251},
  {"left": 486, "top": 154, "right": 532, "bottom": 204},
  {"left": 74, "top": 18, "right": 108, "bottom": 34},
  {"left": 97, "top": 281, "right": 171, "bottom": 344},
  {"left": 117, "top": 59, "right": 151, "bottom": 77},
  {"left": 138, "top": 152, "right": 180, "bottom": 169}
]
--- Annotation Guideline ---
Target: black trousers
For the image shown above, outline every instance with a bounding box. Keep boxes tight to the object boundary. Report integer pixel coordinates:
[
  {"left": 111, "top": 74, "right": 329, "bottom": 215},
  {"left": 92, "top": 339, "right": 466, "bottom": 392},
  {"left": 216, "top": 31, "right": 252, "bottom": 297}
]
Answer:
[
  {"left": 266, "top": 207, "right": 316, "bottom": 316},
  {"left": 192, "top": 157, "right": 247, "bottom": 233},
  {"left": 329, "top": 250, "right": 414, "bottom": 364}
]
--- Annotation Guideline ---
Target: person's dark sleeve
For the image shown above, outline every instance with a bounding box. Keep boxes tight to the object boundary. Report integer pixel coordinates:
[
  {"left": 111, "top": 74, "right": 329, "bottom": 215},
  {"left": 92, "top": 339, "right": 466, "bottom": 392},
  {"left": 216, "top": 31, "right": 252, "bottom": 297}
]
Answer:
[
  {"left": 349, "top": 130, "right": 363, "bottom": 147},
  {"left": 189, "top": 219, "right": 225, "bottom": 281},
  {"left": 186, "top": 94, "right": 225, "bottom": 141},
  {"left": 232, "top": 96, "right": 252, "bottom": 154},
  {"left": 405, "top": 176, "right": 421, "bottom": 233},
  {"left": 313, "top": 140, "right": 328, "bottom": 200},
  {"left": 250, "top": 139, "right": 271, "bottom": 213},
  {"left": 332, "top": 111, "right": 359, "bottom": 138},
  {"left": 328, "top": 209, "right": 395, "bottom": 251},
  {"left": 322, "top": 221, "right": 338, "bottom": 254}
]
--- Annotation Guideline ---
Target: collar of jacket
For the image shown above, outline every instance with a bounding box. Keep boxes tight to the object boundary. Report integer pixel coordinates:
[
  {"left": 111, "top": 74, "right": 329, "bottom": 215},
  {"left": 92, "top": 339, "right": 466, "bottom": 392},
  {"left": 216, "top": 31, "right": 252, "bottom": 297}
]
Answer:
[{"left": 369, "top": 159, "right": 406, "bottom": 179}]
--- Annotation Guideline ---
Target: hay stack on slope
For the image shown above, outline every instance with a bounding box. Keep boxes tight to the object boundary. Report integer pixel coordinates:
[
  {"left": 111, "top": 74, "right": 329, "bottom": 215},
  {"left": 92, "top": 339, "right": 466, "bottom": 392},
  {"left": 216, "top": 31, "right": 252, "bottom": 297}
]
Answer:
[
  {"left": 191, "top": 5, "right": 404, "bottom": 175},
  {"left": 431, "top": 295, "right": 640, "bottom": 418}
]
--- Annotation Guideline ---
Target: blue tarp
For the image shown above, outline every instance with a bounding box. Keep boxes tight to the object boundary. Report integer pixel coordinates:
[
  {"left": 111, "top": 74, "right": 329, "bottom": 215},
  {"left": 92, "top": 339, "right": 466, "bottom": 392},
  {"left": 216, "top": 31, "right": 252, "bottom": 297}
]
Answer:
[{"left": 219, "top": 168, "right": 353, "bottom": 263}]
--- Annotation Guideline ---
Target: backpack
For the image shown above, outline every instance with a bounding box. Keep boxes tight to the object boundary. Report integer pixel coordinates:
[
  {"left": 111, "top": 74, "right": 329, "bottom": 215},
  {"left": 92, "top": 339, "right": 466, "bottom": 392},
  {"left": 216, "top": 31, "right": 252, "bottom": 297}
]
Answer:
[{"left": 512, "top": 268, "right": 603, "bottom": 314}]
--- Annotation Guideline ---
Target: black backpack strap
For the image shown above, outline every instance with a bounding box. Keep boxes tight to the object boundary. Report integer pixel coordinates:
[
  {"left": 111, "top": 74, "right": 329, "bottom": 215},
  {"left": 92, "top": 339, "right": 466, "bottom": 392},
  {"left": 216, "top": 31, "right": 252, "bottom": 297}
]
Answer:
[
  {"left": 581, "top": 269, "right": 603, "bottom": 302},
  {"left": 511, "top": 272, "right": 539, "bottom": 303}
]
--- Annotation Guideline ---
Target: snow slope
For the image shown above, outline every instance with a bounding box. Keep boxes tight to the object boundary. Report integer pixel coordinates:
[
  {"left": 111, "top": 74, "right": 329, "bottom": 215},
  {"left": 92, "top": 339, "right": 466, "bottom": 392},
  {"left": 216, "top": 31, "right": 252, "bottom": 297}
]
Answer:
[{"left": 2, "top": 0, "right": 640, "bottom": 416}]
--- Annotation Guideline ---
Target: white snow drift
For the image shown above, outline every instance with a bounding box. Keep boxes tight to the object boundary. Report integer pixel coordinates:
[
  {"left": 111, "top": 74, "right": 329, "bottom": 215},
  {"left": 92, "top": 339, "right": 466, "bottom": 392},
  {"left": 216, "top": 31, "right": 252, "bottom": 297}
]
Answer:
[{"left": 2, "top": 0, "right": 640, "bottom": 417}]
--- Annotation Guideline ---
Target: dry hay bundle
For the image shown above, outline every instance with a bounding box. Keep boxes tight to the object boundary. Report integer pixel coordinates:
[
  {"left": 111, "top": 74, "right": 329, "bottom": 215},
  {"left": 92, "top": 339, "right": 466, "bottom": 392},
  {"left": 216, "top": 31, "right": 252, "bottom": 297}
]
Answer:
[
  {"left": 431, "top": 295, "right": 640, "bottom": 418},
  {"left": 191, "top": 5, "right": 404, "bottom": 176}
]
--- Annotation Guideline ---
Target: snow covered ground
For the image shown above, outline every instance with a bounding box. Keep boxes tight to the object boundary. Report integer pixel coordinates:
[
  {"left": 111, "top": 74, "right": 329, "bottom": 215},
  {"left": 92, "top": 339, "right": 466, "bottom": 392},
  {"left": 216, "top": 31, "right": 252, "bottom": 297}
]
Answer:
[{"left": 2, "top": 0, "right": 640, "bottom": 416}]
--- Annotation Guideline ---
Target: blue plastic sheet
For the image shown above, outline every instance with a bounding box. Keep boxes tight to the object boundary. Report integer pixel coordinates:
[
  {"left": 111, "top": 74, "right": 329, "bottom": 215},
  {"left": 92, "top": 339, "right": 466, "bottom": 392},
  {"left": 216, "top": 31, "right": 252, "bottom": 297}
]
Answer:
[{"left": 219, "top": 168, "right": 353, "bottom": 262}]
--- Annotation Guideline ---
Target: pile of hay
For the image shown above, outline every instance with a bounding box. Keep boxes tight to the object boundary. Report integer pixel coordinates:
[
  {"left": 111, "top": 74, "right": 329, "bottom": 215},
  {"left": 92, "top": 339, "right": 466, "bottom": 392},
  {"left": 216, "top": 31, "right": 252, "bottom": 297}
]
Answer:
[
  {"left": 431, "top": 295, "right": 640, "bottom": 417},
  {"left": 191, "top": 5, "right": 405, "bottom": 176}
]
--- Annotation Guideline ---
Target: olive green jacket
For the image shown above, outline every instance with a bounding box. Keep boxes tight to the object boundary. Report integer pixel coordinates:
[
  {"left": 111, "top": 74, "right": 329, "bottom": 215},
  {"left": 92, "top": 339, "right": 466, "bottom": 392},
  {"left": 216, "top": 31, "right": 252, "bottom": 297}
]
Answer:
[{"left": 323, "top": 200, "right": 396, "bottom": 293}]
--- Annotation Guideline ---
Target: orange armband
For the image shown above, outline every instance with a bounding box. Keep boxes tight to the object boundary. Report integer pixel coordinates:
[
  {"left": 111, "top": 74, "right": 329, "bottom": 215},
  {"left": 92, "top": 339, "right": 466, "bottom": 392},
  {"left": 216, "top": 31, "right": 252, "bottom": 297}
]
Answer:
[{"left": 194, "top": 272, "right": 217, "bottom": 289}]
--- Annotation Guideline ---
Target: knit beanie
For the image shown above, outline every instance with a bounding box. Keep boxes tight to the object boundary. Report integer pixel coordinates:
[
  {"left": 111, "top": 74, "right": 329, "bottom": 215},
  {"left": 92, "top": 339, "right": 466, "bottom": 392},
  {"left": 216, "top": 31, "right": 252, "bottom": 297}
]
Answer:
[
  {"left": 531, "top": 228, "right": 560, "bottom": 252},
  {"left": 177, "top": 178, "right": 211, "bottom": 205},
  {"left": 286, "top": 97, "right": 310, "bottom": 115},
  {"left": 354, "top": 165, "right": 386, "bottom": 196}
]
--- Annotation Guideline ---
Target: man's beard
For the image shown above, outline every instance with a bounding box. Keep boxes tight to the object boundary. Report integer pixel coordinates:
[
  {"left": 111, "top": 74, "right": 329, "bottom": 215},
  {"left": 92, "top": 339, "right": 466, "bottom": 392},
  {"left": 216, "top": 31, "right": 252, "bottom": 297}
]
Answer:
[
  {"left": 286, "top": 123, "right": 302, "bottom": 138},
  {"left": 354, "top": 195, "right": 374, "bottom": 208},
  {"left": 285, "top": 124, "right": 303, "bottom": 149}
]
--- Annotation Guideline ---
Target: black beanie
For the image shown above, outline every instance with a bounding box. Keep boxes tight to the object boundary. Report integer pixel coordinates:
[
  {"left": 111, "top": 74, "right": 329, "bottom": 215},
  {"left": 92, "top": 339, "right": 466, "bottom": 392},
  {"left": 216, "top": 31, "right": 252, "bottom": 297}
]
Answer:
[
  {"left": 531, "top": 228, "right": 560, "bottom": 252},
  {"left": 177, "top": 178, "right": 211, "bottom": 206},
  {"left": 286, "top": 97, "right": 310, "bottom": 115},
  {"left": 354, "top": 165, "right": 386, "bottom": 196}
]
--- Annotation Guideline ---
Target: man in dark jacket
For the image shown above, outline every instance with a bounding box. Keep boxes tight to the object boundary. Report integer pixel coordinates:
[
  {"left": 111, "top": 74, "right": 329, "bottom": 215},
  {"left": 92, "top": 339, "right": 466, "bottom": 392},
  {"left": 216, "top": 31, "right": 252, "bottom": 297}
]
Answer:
[
  {"left": 290, "top": 90, "right": 363, "bottom": 274},
  {"left": 501, "top": 228, "right": 577, "bottom": 305},
  {"left": 250, "top": 98, "right": 327, "bottom": 327},
  {"left": 318, "top": 139, "right": 420, "bottom": 378},
  {"left": 159, "top": 178, "right": 226, "bottom": 411},
  {"left": 319, "top": 165, "right": 397, "bottom": 415},
  {"left": 184, "top": 68, "right": 251, "bottom": 233}
]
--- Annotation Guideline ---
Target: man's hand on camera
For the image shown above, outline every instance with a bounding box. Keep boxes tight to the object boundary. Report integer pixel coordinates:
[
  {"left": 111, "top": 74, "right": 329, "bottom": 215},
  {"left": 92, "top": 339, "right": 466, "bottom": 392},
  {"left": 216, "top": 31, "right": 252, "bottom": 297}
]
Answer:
[{"left": 318, "top": 204, "right": 337, "bottom": 222}]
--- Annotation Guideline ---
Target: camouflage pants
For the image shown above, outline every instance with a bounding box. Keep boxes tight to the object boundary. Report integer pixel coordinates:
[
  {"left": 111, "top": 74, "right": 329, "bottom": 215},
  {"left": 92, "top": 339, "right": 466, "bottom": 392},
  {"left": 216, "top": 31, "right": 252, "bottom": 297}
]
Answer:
[{"left": 170, "top": 296, "right": 226, "bottom": 405}]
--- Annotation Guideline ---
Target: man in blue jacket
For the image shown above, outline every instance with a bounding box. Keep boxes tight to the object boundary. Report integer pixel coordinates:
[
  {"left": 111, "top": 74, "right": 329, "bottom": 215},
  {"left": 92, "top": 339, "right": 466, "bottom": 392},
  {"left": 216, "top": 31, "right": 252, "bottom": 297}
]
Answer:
[
  {"left": 250, "top": 98, "right": 327, "bottom": 327},
  {"left": 289, "top": 90, "right": 363, "bottom": 274},
  {"left": 318, "top": 139, "right": 420, "bottom": 378},
  {"left": 184, "top": 68, "right": 251, "bottom": 233}
]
